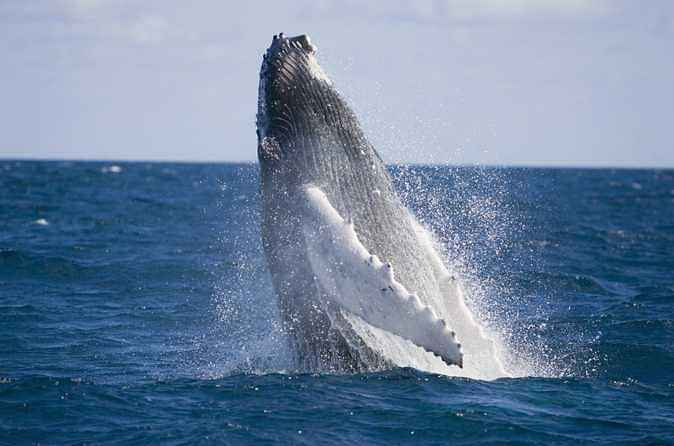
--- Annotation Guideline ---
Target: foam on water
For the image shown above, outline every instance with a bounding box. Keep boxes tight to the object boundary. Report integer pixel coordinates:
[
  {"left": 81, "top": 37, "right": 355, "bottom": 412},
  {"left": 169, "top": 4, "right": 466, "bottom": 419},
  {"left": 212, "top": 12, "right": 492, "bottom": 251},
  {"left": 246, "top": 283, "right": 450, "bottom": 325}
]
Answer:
[{"left": 101, "top": 165, "right": 122, "bottom": 174}]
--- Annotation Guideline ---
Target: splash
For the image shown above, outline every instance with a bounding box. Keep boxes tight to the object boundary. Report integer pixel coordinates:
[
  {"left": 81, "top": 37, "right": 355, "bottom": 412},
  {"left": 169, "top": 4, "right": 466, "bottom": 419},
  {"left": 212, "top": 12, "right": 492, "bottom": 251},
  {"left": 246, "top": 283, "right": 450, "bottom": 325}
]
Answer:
[
  {"left": 184, "top": 166, "right": 292, "bottom": 379},
  {"left": 189, "top": 161, "right": 590, "bottom": 381},
  {"left": 196, "top": 164, "right": 563, "bottom": 380},
  {"left": 393, "top": 164, "right": 579, "bottom": 379}
]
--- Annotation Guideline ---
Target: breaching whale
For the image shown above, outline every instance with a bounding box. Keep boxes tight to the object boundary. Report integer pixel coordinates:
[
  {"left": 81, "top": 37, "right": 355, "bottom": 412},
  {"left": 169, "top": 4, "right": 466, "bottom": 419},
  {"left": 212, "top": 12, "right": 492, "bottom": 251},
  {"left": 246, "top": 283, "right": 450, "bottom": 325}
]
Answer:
[{"left": 256, "top": 33, "right": 503, "bottom": 376}]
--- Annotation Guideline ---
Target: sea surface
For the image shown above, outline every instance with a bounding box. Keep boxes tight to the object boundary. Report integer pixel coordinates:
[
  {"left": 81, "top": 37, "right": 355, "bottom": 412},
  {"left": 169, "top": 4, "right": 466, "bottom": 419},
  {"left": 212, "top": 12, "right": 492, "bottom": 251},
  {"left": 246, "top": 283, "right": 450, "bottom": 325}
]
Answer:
[{"left": 1, "top": 160, "right": 673, "bottom": 445}]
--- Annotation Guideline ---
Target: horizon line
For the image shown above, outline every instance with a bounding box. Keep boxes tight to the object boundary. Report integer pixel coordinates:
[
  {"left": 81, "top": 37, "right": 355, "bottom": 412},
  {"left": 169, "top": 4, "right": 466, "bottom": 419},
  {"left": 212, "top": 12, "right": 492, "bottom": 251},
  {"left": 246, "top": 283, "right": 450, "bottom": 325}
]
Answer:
[{"left": 1, "top": 156, "right": 673, "bottom": 171}]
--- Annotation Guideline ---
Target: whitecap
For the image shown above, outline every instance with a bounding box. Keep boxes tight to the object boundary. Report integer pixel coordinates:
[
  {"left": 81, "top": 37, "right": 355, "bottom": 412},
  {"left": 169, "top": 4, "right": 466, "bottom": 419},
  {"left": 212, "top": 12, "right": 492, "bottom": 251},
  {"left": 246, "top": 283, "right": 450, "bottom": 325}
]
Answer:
[{"left": 102, "top": 165, "right": 123, "bottom": 174}]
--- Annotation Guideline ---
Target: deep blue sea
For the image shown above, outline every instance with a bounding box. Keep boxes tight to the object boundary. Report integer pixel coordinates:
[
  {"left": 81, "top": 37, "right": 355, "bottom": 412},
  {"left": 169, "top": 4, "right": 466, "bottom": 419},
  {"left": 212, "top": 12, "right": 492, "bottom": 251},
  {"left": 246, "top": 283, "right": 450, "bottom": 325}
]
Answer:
[{"left": 1, "top": 160, "right": 673, "bottom": 445}]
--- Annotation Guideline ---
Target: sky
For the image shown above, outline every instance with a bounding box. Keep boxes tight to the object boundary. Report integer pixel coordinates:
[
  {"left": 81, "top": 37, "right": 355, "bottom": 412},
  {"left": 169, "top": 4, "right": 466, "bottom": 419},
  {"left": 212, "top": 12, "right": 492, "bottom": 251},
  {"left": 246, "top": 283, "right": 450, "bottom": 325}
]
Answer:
[{"left": 1, "top": 0, "right": 673, "bottom": 167}]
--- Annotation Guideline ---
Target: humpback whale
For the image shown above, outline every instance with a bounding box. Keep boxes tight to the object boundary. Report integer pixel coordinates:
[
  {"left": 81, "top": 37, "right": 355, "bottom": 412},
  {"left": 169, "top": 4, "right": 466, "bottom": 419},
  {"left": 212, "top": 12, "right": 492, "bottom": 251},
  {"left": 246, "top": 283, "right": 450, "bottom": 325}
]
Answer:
[{"left": 256, "top": 33, "right": 502, "bottom": 376}]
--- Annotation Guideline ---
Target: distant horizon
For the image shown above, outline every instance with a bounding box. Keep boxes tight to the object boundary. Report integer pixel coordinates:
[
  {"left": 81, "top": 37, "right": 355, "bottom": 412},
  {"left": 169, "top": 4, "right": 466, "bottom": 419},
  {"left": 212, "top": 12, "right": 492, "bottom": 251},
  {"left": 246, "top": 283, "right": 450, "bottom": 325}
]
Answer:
[{"left": 3, "top": 155, "right": 673, "bottom": 170}]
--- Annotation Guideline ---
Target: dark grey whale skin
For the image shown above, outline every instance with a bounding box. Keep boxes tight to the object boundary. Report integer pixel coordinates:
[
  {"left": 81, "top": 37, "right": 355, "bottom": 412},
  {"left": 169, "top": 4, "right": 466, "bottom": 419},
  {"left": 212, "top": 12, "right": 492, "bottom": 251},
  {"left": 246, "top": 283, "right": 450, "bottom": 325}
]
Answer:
[{"left": 256, "top": 34, "right": 439, "bottom": 372}]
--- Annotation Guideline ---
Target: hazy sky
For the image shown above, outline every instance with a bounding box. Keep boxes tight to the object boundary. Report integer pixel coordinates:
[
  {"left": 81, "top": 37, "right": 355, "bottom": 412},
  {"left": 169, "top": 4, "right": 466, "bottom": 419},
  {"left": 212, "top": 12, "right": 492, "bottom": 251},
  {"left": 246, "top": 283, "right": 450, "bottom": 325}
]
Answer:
[{"left": 1, "top": 0, "right": 673, "bottom": 166}]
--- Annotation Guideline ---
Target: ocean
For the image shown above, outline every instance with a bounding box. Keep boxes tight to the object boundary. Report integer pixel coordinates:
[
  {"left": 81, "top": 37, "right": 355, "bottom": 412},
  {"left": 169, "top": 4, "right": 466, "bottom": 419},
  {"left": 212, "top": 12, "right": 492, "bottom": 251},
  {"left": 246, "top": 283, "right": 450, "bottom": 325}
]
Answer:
[{"left": 1, "top": 160, "right": 673, "bottom": 445}]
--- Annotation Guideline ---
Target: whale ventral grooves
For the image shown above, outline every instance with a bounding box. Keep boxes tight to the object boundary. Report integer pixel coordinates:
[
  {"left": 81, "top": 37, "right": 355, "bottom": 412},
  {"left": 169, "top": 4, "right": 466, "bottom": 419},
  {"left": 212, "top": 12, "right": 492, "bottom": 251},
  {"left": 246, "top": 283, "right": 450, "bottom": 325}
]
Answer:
[{"left": 257, "top": 31, "right": 333, "bottom": 148}]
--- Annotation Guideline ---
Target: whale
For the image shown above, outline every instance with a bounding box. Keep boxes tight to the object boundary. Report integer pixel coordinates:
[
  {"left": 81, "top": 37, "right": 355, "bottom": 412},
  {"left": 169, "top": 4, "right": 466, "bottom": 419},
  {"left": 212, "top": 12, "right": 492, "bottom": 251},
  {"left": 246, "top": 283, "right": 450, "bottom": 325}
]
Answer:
[{"left": 256, "top": 33, "right": 502, "bottom": 375}]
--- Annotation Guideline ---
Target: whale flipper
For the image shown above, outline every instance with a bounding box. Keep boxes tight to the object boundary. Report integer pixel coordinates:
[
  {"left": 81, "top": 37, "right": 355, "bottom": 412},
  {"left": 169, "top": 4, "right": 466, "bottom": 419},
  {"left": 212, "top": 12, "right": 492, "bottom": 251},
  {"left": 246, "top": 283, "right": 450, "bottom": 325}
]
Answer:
[{"left": 301, "top": 186, "right": 464, "bottom": 368}]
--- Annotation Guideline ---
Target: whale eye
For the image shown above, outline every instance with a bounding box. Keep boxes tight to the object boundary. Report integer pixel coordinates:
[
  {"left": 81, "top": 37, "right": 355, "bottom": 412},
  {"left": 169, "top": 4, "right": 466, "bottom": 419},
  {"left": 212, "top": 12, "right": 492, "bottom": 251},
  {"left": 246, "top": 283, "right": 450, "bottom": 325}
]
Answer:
[{"left": 258, "top": 136, "right": 282, "bottom": 162}]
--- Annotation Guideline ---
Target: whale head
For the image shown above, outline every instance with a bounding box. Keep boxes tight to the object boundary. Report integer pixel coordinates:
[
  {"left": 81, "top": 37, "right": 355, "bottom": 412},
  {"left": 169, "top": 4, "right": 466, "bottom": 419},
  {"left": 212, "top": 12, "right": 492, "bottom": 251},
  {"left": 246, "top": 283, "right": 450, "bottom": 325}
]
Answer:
[{"left": 256, "top": 34, "right": 348, "bottom": 168}]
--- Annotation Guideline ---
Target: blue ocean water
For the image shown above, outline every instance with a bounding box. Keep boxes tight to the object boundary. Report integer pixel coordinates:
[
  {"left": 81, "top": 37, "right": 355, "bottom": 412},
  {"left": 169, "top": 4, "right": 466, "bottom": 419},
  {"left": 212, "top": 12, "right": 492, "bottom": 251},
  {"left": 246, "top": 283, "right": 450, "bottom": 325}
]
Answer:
[{"left": 1, "top": 160, "right": 673, "bottom": 445}]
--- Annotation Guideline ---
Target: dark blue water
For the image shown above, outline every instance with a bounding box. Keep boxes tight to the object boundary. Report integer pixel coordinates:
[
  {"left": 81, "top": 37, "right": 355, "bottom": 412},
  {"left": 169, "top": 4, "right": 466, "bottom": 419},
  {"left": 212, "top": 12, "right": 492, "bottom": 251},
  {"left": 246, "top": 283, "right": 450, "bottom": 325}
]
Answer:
[{"left": 1, "top": 161, "right": 673, "bottom": 445}]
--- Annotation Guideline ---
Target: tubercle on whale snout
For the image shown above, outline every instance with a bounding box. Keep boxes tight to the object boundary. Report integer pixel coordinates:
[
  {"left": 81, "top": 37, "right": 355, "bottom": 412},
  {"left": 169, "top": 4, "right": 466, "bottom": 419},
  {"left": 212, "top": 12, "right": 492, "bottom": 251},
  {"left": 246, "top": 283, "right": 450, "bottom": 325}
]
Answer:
[
  {"left": 260, "top": 33, "right": 317, "bottom": 76},
  {"left": 267, "top": 33, "right": 317, "bottom": 56}
]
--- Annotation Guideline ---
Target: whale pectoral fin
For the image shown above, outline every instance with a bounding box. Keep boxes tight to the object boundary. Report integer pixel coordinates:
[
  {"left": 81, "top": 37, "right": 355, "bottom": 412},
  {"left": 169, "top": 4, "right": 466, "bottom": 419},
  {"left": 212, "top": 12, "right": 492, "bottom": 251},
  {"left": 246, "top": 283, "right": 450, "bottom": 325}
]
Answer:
[{"left": 300, "top": 186, "right": 464, "bottom": 368}]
